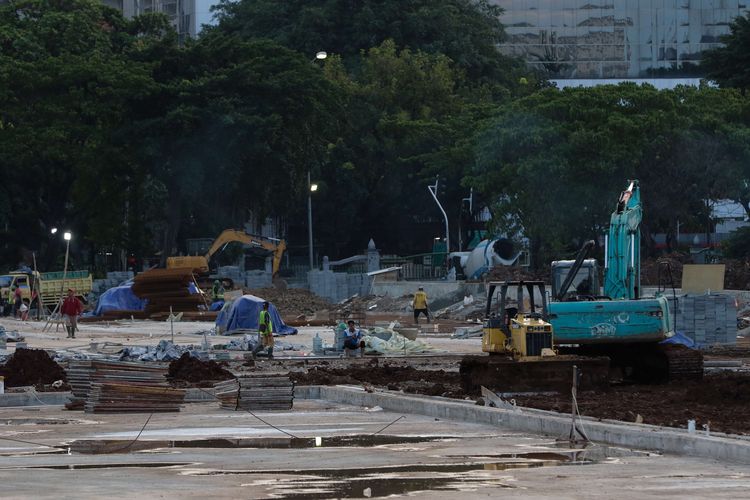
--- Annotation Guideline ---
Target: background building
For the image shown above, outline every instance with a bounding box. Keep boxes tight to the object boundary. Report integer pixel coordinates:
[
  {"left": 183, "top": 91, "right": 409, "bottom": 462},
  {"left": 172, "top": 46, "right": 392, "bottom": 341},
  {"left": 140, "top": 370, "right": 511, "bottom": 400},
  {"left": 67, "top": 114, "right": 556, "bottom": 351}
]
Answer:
[
  {"left": 494, "top": 0, "right": 750, "bottom": 79},
  {"left": 102, "top": 0, "right": 197, "bottom": 40}
]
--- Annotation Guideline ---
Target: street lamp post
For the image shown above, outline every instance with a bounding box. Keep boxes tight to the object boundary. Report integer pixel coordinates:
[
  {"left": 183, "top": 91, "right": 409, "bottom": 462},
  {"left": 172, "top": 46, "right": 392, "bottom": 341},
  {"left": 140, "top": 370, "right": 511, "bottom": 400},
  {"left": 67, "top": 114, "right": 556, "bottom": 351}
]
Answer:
[
  {"left": 59, "top": 231, "right": 72, "bottom": 303},
  {"left": 308, "top": 171, "right": 318, "bottom": 270},
  {"left": 43, "top": 229, "right": 72, "bottom": 330},
  {"left": 306, "top": 50, "right": 326, "bottom": 270}
]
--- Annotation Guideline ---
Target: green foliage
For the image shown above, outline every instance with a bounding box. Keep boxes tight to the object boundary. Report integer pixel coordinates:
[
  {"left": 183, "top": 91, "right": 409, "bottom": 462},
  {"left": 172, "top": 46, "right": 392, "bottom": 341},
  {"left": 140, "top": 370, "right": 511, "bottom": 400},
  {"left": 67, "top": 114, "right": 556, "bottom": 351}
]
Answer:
[
  {"left": 702, "top": 12, "right": 750, "bottom": 92},
  {"left": 468, "top": 83, "right": 750, "bottom": 267},
  {"left": 210, "top": 0, "right": 535, "bottom": 95},
  {"left": 722, "top": 226, "right": 750, "bottom": 259}
]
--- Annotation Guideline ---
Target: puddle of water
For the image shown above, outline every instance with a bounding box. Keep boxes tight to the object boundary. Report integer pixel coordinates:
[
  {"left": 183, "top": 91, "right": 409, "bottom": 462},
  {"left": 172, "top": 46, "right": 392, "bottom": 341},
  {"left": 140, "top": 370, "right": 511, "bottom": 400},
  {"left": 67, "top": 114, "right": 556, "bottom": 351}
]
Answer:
[
  {"left": 241, "top": 473, "right": 514, "bottom": 499},
  {"left": 69, "top": 434, "right": 454, "bottom": 454},
  {"left": 0, "top": 418, "right": 92, "bottom": 426},
  {"left": 0, "top": 462, "right": 191, "bottom": 471}
]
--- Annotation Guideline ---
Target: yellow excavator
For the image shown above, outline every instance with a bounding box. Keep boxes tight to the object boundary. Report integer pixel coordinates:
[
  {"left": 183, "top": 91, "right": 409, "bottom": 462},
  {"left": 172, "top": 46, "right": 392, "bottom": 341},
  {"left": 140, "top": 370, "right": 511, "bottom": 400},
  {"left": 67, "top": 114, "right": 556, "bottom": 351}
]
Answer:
[{"left": 166, "top": 229, "right": 287, "bottom": 277}]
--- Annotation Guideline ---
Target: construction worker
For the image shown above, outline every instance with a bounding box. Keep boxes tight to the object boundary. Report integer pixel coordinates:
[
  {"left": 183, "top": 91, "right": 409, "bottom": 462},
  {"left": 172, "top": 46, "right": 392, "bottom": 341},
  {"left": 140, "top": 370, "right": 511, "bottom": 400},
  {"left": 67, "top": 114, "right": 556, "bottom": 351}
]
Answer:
[
  {"left": 61, "top": 288, "right": 83, "bottom": 339},
  {"left": 258, "top": 301, "right": 274, "bottom": 359},
  {"left": 413, "top": 286, "right": 430, "bottom": 324},
  {"left": 211, "top": 279, "right": 225, "bottom": 303},
  {"left": 344, "top": 320, "right": 365, "bottom": 357}
]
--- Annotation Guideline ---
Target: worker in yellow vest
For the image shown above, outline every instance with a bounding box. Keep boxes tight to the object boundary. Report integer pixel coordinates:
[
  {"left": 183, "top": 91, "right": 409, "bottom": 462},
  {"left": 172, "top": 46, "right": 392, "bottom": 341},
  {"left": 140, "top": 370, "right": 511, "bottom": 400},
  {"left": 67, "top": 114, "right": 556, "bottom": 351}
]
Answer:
[
  {"left": 413, "top": 286, "right": 430, "bottom": 324},
  {"left": 258, "top": 301, "right": 274, "bottom": 359}
]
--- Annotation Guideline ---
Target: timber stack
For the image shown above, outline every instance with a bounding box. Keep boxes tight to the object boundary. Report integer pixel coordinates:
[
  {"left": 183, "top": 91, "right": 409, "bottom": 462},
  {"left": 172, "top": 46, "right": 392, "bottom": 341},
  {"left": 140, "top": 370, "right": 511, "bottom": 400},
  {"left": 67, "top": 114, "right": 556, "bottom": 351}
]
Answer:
[
  {"left": 214, "top": 373, "right": 294, "bottom": 411},
  {"left": 66, "top": 360, "right": 185, "bottom": 413}
]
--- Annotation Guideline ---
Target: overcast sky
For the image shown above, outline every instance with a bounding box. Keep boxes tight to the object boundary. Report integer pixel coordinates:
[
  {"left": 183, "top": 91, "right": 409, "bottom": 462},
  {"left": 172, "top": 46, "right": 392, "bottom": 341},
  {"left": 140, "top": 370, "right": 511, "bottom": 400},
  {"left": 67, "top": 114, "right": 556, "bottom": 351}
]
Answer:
[{"left": 195, "top": 0, "right": 219, "bottom": 32}]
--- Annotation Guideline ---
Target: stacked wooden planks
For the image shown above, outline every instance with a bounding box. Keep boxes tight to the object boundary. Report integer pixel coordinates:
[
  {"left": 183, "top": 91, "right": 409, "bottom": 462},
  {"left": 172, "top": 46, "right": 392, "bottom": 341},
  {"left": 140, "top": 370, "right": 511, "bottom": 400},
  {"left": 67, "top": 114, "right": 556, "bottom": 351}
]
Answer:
[
  {"left": 214, "top": 373, "right": 294, "bottom": 411},
  {"left": 131, "top": 268, "right": 208, "bottom": 315},
  {"left": 66, "top": 360, "right": 185, "bottom": 413}
]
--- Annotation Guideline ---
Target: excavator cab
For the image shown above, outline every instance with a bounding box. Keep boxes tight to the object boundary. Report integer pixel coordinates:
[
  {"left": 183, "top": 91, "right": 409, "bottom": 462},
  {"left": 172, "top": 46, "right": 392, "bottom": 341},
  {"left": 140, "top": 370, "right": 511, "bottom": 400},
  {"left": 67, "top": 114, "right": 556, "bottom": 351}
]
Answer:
[{"left": 482, "top": 281, "right": 554, "bottom": 358}]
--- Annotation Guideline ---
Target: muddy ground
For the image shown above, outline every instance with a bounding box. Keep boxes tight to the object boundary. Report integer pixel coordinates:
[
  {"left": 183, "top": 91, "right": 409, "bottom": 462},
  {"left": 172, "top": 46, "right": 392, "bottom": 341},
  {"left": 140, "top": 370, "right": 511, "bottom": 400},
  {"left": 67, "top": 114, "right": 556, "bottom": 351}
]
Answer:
[
  {"left": 513, "top": 373, "right": 750, "bottom": 436},
  {"left": 289, "top": 360, "right": 750, "bottom": 436}
]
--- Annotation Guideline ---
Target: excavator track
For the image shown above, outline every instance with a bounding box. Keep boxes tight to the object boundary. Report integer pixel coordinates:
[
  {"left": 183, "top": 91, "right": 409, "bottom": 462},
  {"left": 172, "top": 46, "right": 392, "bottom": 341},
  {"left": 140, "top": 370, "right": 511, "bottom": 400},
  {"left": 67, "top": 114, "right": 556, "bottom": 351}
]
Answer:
[{"left": 658, "top": 344, "right": 704, "bottom": 381}]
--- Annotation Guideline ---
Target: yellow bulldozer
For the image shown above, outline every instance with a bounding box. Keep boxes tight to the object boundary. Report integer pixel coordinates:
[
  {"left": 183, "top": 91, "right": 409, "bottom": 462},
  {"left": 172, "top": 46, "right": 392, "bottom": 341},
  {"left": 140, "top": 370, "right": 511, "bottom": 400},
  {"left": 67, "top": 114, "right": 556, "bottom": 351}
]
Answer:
[
  {"left": 460, "top": 281, "right": 610, "bottom": 395},
  {"left": 166, "top": 229, "right": 287, "bottom": 277}
]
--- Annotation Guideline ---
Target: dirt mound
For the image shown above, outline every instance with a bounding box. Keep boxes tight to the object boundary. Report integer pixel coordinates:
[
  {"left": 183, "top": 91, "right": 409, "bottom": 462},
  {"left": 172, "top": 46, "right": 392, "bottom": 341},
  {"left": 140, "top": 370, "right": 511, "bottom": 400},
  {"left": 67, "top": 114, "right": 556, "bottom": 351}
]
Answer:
[
  {"left": 0, "top": 349, "right": 67, "bottom": 388},
  {"left": 514, "top": 372, "right": 750, "bottom": 435},
  {"left": 641, "top": 253, "right": 750, "bottom": 290},
  {"left": 244, "top": 288, "right": 333, "bottom": 316},
  {"left": 486, "top": 265, "right": 548, "bottom": 283},
  {"left": 290, "top": 362, "right": 465, "bottom": 398},
  {"left": 167, "top": 354, "right": 235, "bottom": 387}
]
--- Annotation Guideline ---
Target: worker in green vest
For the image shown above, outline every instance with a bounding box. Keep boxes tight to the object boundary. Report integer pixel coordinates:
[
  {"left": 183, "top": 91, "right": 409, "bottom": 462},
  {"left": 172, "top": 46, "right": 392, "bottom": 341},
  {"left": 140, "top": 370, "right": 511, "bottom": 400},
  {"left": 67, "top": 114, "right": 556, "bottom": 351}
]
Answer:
[
  {"left": 211, "top": 280, "right": 225, "bottom": 303},
  {"left": 258, "top": 301, "right": 274, "bottom": 359}
]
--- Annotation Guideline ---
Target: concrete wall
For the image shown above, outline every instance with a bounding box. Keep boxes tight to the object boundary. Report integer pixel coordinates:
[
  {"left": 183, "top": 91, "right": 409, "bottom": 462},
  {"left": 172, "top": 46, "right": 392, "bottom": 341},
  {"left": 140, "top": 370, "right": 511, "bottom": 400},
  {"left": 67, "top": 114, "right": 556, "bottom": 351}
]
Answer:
[
  {"left": 371, "top": 281, "right": 485, "bottom": 303},
  {"left": 308, "top": 270, "right": 372, "bottom": 303}
]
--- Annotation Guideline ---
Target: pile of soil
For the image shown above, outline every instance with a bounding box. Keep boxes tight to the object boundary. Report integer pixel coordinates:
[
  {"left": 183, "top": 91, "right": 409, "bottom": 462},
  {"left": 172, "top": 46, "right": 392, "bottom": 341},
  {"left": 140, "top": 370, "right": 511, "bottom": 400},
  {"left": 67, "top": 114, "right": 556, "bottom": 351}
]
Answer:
[
  {"left": 641, "top": 253, "right": 750, "bottom": 290},
  {"left": 167, "top": 353, "right": 235, "bottom": 388},
  {"left": 291, "top": 362, "right": 465, "bottom": 398},
  {"left": 245, "top": 288, "right": 333, "bottom": 316},
  {"left": 513, "top": 372, "right": 750, "bottom": 435},
  {"left": 0, "top": 349, "right": 67, "bottom": 388}
]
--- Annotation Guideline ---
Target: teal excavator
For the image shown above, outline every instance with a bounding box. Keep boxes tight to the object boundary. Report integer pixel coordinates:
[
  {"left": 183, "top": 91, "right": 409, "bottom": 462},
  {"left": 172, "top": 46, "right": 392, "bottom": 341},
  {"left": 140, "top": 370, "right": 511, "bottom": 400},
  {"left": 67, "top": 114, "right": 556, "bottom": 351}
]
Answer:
[{"left": 548, "top": 180, "right": 703, "bottom": 382}]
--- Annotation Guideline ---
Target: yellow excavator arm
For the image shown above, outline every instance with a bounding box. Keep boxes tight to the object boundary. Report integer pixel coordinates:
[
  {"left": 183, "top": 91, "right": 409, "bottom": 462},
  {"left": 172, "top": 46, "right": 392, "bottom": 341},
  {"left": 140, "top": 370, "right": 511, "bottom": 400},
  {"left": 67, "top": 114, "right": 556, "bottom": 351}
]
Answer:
[{"left": 167, "top": 229, "right": 287, "bottom": 276}]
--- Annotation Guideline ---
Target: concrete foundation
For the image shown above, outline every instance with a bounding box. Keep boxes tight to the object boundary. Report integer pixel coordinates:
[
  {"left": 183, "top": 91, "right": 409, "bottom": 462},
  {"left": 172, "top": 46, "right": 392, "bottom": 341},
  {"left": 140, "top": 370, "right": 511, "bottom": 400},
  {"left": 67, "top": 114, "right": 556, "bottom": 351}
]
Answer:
[{"left": 296, "top": 385, "right": 750, "bottom": 464}]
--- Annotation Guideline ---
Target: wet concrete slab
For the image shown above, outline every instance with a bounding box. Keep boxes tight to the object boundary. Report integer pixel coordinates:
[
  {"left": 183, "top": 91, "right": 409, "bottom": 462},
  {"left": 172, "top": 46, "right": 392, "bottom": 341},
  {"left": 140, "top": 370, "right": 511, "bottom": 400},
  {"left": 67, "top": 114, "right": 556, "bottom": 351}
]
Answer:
[{"left": 0, "top": 401, "right": 748, "bottom": 498}]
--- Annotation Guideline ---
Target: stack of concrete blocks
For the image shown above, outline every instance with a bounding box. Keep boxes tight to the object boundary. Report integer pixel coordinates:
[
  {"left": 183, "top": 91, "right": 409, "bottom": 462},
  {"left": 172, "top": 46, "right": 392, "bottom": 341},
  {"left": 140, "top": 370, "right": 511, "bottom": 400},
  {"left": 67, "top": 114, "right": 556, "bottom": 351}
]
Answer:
[
  {"left": 308, "top": 270, "right": 372, "bottom": 303},
  {"left": 669, "top": 293, "right": 737, "bottom": 346}
]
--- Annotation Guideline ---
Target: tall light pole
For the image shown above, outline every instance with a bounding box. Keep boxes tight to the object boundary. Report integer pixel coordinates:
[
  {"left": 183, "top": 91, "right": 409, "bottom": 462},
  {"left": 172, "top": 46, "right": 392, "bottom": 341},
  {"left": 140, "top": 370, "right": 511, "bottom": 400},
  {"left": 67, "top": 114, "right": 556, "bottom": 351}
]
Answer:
[
  {"left": 308, "top": 172, "right": 318, "bottom": 270},
  {"left": 428, "top": 177, "right": 449, "bottom": 254},
  {"left": 43, "top": 229, "right": 71, "bottom": 330},
  {"left": 306, "top": 50, "right": 326, "bottom": 270}
]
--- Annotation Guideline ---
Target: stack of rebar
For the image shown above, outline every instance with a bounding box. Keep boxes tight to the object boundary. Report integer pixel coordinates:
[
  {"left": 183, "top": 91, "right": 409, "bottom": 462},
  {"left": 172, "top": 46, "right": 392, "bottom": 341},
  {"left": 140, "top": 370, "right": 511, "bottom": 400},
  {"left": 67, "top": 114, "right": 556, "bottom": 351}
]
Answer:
[
  {"left": 66, "top": 360, "right": 185, "bottom": 413},
  {"left": 131, "top": 268, "right": 208, "bottom": 315},
  {"left": 214, "top": 373, "right": 294, "bottom": 411}
]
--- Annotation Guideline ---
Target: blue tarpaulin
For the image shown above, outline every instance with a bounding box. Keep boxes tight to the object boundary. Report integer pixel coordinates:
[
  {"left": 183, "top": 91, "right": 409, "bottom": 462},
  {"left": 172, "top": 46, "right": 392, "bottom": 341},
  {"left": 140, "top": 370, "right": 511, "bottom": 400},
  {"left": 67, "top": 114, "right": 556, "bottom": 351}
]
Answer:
[
  {"left": 216, "top": 294, "right": 297, "bottom": 335},
  {"left": 661, "top": 330, "right": 701, "bottom": 349},
  {"left": 90, "top": 280, "right": 147, "bottom": 316}
]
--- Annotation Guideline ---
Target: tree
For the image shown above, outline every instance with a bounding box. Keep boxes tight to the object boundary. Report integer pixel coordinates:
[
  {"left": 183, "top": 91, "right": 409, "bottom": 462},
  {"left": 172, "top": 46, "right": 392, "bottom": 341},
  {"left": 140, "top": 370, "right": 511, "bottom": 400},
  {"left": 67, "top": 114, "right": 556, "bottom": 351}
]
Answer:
[
  {"left": 467, "top": 83, "right": 748, "bottom": 267},
  {"left": 702, "top": 12, "right": 750, "bottom": 93},
  {"left": 210, "top": 0, "right": 536, "bottom": 95},
  {"left": 0, "top": 0, "right": 168, "bottom": 269},
  {"left": 306, "top": 41, "right": 499, "bottom": 256}
]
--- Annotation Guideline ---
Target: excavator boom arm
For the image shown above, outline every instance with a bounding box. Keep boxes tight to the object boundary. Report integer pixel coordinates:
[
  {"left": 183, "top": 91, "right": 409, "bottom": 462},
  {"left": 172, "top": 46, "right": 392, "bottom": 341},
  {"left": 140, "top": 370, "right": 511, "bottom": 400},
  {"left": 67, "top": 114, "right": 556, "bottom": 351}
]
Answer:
[{"left": 204, "top": 229, "right": 286, "bottom": 276}]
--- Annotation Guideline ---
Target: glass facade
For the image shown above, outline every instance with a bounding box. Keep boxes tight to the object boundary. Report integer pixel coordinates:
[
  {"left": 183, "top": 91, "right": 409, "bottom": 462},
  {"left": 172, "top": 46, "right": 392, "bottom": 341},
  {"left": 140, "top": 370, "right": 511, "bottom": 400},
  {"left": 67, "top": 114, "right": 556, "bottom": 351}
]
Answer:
[{"left": 493, "top": 0, "right": 749, "bottom": 78}]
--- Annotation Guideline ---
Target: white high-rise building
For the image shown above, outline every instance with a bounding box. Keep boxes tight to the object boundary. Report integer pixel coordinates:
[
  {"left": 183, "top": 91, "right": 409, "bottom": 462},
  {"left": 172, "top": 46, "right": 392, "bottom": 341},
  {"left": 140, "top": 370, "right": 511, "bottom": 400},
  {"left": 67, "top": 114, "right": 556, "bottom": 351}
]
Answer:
[
  {"left": 492, "top": 0, "right": 750, "bottom": 79},
  {"left": 103, "top": 0, "right": 197, "bottom": 40}
]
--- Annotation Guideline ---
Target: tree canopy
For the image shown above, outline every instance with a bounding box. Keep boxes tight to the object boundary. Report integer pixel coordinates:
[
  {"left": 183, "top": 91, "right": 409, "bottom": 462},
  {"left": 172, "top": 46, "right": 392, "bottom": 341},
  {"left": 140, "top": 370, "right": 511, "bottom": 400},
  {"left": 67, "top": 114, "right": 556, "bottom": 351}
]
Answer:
[
  {"left": 2, "top": 0, "right": 750, "bottom": 276},
  {"left": 702, "top": 12, "right": 750, "bottom": 93}
]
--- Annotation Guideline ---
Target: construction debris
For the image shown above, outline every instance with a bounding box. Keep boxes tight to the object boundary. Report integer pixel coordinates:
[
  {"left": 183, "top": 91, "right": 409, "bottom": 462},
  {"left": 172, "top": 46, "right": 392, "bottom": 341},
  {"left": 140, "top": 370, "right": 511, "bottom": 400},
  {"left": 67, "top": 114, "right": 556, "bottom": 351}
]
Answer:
[
  {"left": 243, "top": 288, "right": 333, "bottom": 317},
  {"left": 214, "top": 373, "right": 294, "bottom": 411}
]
